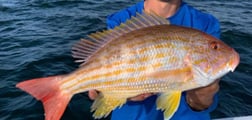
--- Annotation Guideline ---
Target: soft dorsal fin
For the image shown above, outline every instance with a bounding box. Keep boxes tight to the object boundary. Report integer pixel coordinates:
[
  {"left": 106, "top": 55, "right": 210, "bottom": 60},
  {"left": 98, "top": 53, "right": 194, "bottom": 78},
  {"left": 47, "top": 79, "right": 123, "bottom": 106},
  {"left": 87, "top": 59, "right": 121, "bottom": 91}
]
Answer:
[{"left": 72, "top": 12, "right": 170, "bottom": 66}]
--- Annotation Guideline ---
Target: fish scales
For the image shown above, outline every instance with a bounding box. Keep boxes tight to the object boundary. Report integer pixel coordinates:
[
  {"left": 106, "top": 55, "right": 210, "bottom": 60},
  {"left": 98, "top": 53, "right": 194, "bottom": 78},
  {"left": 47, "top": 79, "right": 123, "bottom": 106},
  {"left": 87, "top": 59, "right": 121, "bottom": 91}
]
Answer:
[
  {"left": 16, "top": 12, "right": 239, "bottom": 120},
  {"left": 60, "top": 25, "right": 193, "bottom": 95}
]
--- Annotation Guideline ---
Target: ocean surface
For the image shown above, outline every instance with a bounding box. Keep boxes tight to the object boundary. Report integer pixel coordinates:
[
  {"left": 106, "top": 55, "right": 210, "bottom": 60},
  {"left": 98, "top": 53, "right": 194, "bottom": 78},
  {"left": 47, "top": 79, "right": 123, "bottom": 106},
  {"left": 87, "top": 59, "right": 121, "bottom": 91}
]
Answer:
[{"left": 0, "top": 0, "right": 251, "bottom": 120}]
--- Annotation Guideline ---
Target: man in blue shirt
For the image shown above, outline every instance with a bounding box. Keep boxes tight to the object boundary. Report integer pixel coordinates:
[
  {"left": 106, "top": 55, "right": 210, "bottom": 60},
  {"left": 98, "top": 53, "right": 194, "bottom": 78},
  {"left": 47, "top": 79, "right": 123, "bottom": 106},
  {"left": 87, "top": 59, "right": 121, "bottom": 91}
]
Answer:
[{"left": 89, "top": 0, "right": 220, "bottom": 119}]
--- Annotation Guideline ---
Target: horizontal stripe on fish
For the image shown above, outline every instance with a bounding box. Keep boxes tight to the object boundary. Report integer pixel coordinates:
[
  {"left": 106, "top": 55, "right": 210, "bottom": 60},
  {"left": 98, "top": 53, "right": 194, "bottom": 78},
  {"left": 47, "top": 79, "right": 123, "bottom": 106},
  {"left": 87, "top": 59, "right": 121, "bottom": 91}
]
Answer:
[
  {"left": 61, "top": 49, "right": 184, "bottom": 86},
  {"left": 71, "top": 74, "right": 196, "bottom": 94},
  {"left": 107, "top": 36, "right": 183, "bottom": 53},
  {"left": 90, "top": 36, "right": 188, "bottom": 61},
  {"left": 61, "top": 56, "right": 183, "bottom": 93},
  {"left": 67, "top": 61, "right": 187, "bottom": 94},
  {"left": 60, "top": 47, "right": 183, "bottom": 89},
  {"left": 71, "top": 77, "right": 174, "bottom": 94},
  {"left": 62, "top": 62, "right": 164, "bottom": 92}
]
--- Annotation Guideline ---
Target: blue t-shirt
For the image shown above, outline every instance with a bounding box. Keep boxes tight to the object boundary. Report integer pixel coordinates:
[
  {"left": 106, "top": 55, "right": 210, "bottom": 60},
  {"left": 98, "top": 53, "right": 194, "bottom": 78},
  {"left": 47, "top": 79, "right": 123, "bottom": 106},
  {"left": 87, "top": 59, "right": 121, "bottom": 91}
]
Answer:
[{"left": 106, "top": 1, "right": 220, "bottom": 120}]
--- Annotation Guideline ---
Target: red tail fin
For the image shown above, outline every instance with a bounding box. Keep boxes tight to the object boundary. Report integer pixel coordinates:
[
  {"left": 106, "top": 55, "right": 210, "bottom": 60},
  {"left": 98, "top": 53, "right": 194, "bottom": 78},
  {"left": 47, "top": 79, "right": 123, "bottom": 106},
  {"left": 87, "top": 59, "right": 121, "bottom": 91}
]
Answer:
[{"left": 16, "top": 76, "right": 72, "bottom": 120}]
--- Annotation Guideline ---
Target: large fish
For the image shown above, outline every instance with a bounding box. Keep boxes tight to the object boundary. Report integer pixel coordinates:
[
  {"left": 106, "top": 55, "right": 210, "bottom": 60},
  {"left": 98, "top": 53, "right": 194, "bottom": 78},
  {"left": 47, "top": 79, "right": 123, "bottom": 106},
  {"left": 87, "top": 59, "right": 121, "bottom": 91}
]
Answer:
[{"left": 16, "top": 12, "right": 239, "bottom": 120}]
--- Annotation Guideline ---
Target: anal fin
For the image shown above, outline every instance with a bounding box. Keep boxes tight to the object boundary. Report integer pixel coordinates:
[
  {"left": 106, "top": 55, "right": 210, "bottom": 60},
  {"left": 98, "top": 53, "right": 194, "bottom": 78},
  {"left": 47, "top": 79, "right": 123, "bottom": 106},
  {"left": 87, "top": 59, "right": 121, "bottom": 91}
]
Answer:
[
  {"left": 156, "top": 91, "right": 181, "bottom": 120},
  {"left": 91, "top": 92, "right": 127, "bottom": 119}
]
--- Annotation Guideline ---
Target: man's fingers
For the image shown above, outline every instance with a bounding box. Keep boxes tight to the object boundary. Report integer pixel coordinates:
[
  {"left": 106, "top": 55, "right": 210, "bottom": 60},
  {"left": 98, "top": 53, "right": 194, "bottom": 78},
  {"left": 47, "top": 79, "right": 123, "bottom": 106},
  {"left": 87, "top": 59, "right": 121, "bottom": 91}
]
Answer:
[
  {"left": 88, "top": 90, "right": 154, "bottom": 102},
  {"left": 129, "top": 93, "right": 154, "bottom": 101},
  {"left": 88, "top": 90, "right": 99, "bottom": 100}
]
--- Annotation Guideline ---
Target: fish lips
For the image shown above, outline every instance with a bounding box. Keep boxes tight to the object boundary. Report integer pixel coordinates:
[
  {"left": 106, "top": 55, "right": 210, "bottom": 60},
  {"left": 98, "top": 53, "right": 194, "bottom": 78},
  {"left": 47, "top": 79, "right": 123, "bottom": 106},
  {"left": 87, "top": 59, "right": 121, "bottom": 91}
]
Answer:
[{"left": 229, "top": 50, "right": 240, "bottom": 72}]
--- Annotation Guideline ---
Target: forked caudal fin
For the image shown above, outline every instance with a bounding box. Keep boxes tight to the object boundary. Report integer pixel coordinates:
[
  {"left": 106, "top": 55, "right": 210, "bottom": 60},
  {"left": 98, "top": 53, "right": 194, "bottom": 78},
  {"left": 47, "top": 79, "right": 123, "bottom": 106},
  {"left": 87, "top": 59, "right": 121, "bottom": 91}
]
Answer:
[{"left": 16, "top": 75, "right": 72, "bottom": 120}]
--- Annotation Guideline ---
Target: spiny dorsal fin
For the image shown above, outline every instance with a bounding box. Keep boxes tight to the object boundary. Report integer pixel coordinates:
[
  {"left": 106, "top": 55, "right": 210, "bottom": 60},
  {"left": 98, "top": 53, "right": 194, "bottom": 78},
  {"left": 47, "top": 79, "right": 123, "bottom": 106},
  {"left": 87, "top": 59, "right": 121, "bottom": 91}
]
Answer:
[{"left": 72, "top": 12, "right": 170, "bottom": 66}]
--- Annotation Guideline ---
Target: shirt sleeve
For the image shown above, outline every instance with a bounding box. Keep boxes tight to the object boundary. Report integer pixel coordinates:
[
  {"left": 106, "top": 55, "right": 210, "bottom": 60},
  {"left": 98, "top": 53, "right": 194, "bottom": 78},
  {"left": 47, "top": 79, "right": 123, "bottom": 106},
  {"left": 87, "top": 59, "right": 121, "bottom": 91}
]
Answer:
[
  {"left": 106, "top": 1, "right": 144, "bottom": 29},
  {"left": 106, "top": 11, "right": 130, "bottom": 29},
  {"left": 171, "top": 92, "right": 219, "bottom": 120},
  {"left": 189, "top": 8, "right": 221, "bottom": 39},
  {"left": 106, "top": 16, "right": 119, "bottom": 29},
  {"left": 204, "top": 15, "right": 221, "bottom": 39}
]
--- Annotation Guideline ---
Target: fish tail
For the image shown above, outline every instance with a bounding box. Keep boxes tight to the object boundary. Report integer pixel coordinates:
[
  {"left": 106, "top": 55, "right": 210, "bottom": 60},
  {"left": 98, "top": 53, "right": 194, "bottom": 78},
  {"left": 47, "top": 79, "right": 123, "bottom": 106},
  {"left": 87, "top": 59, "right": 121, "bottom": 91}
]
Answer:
[{"left": 16, "top": 75, "right": 72, "bottom": 120}]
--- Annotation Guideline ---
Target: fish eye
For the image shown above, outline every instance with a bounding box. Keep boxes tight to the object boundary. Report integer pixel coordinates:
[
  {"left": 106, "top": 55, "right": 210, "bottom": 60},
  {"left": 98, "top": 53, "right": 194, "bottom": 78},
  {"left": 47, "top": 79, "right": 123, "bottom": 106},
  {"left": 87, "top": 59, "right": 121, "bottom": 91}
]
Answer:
[{"left": 210, "top": 41, "right": 219, "bottom": 50}]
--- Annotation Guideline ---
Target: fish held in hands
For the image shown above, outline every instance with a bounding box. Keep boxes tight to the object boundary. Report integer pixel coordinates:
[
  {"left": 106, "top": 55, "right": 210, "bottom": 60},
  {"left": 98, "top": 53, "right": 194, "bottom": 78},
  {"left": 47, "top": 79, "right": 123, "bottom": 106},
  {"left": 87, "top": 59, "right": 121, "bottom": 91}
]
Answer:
[{"left": 16, "top": 12, "right": 239, "bottom": 120}]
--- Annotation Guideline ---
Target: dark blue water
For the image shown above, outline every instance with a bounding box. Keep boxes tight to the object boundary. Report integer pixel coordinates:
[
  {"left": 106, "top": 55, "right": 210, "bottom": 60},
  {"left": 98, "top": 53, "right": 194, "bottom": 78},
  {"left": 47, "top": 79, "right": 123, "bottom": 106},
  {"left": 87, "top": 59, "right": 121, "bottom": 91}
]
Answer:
[{"left": 0, "top": 0, "right": 251, "bottom": 120}]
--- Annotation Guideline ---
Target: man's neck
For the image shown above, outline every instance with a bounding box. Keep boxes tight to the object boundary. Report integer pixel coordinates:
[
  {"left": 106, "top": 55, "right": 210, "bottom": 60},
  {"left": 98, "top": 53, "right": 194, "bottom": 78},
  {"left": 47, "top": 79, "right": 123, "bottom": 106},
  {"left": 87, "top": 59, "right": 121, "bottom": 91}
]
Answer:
[{"left": 144, "top": 0, "right": 182, "bottom": 18}]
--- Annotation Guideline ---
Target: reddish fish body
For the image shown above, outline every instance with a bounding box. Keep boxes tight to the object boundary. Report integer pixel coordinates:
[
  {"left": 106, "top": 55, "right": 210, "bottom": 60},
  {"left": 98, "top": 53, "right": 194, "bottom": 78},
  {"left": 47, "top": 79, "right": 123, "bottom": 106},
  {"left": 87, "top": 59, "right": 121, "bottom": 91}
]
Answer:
[{"left": 16, "top": 12, "right": 239, "bottom": 120}]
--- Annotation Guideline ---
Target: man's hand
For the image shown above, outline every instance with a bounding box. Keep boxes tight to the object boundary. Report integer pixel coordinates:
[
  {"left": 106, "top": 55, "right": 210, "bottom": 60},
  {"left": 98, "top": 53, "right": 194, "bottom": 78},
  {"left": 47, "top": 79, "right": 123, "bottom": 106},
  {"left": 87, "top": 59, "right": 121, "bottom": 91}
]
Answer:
[
  {"left": 88, "top": 79, "right": 220, "bottom": 111},
  {"left": 186, "top": 79, "right": 220, "bottom": 111},
  {"left": 88, "top": 89, "right": 99, "bottom": 100}
]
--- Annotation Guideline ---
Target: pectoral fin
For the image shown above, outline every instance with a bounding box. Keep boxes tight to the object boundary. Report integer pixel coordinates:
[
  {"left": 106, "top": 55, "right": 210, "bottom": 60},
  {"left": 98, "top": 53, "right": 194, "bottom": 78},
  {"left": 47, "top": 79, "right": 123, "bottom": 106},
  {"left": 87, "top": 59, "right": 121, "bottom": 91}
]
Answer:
[
  {"left": 91, "top": 92, "right": 127, "bottom": 119},
  {"left": 156, "top": 91, "right": 182, "bottom": 120}
]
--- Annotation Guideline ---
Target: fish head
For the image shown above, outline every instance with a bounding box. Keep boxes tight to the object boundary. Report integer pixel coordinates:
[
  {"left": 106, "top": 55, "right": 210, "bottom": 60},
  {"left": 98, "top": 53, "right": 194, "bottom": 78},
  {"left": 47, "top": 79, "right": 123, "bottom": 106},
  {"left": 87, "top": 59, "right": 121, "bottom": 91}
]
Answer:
[{"left": 191, "top": 34, "right": 239, "bottom": 85}]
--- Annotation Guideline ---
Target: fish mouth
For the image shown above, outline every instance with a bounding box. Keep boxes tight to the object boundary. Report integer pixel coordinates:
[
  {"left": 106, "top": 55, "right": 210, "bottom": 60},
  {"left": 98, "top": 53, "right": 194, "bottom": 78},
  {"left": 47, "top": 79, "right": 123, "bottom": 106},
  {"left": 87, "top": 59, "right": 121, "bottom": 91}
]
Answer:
[{"left": 228, "top": 50, "right": 240, "bottom": 72}]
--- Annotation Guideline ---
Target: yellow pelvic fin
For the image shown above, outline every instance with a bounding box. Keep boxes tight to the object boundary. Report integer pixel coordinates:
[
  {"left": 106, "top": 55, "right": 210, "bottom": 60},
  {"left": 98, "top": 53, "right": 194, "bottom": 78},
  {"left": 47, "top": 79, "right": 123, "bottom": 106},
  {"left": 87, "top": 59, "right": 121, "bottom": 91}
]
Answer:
[
  {"left": 91, "top": 92, "right": 127, "bottom": 119},
  {"left": 156, "top": 91, "right": 182, "bottom": 120}
]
